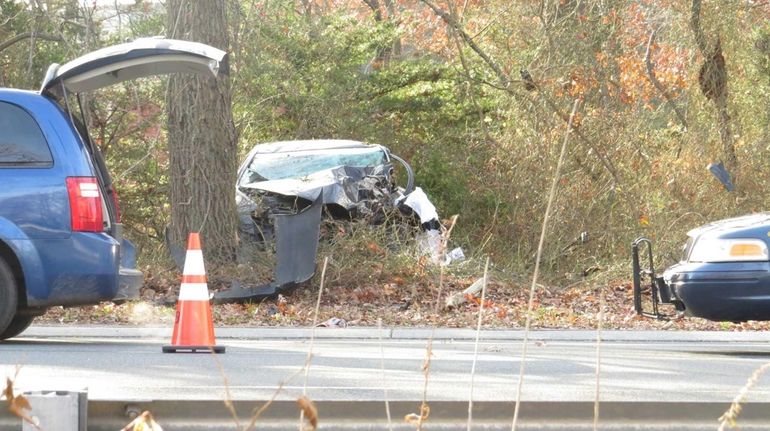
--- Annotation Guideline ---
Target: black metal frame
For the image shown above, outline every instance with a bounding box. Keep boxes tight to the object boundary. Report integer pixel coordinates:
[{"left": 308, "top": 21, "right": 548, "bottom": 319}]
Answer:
[{"left": 632, "top": 237, "right": 675, "bottom": 320}]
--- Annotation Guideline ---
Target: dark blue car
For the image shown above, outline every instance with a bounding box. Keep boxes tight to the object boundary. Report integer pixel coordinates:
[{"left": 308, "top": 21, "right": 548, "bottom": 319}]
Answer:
[
  {"left": 0, "top": 39, "right": 227, "bottom": 340},
  {"left": 633, "top": 213, "right": 770, "bottom": 322}
]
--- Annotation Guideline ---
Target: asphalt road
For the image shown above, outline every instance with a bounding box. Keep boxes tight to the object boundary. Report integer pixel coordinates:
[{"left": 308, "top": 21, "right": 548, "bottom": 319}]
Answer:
[{"left": 2, "top": 326, "right": 770, "bottom": 404}]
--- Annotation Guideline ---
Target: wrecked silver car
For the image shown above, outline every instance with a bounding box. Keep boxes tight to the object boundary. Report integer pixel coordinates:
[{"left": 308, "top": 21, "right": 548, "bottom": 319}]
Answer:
[
  {"left": 214, "top": 139, "right": 434, "bottom": 302},
  {"left": 236, "top": 139, "right": 414, "bottom": 236}
]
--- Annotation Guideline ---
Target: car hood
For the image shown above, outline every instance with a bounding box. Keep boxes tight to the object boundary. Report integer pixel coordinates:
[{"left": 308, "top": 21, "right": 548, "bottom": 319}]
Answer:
[
  {"left": 40, "top": 38, "right": 227, "bottom": 93},
  {"left": 239, "top": 165, "right": 387, "bottom": 210},
  {"left": 687, "top": 212, "right": 770, "bottom": 240}
]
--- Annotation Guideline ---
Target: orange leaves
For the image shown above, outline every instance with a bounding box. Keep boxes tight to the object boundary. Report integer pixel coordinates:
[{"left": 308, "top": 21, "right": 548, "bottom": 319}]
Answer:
[
  {"left": 276, "top": 294, "right": 297, "bottom": 316},
  {"left": 552, "top": 3, "right": 690, "bottom": 110},
  {"left": 3, "top": 375, "right": 37, "bottom": 430},
  {"left": 566, "top": 70, "right": 596, "bottom": 100},
  {"left": 405, "top": 403, "right": 430, "bottom": 426},
  {"left": 463, "top": 291, "right": 509, "bottom": 320},
  {"left": 639, "top": 214, "right": 651, "bottom": 227},
  {"left": 297, "top": 396, "right": 318, "bottom": 430},
  {"left": 615, "top": 3, "right": 690, "bottom": 107},
  {"left": 353, "top": 286, "right": 379, "bottom": 303},
  {"left": 366, "top": 241, "right": 385, "bottom": 256},
  {"left": 464, "top": 293, "right": 492, "bottom": 309}
]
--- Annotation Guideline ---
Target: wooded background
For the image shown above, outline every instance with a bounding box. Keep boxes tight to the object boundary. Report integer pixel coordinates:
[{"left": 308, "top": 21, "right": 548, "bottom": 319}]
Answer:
[{"left": 1, "top": 0, "right": 769, "bottom": 284}]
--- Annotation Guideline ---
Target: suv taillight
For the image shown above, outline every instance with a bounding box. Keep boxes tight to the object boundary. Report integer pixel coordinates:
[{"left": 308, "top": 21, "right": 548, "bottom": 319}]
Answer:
[{"left": 66, "top": 177, "right": 104, "bottom": 232}]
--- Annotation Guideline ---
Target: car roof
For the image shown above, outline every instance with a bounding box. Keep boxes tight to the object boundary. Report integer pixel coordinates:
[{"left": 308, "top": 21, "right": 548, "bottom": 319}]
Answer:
[
  {"left": 687, "top": 212, "right": 770, "bottom": 239},
  {"left": 0, "top": 88, "right": 54, "bottom": 110},
  {"left": 0, "top": 88, "right": 44, "bottom": 100},
  {"left": 248, "top": 139, "right": 379, "bottom": 154}
]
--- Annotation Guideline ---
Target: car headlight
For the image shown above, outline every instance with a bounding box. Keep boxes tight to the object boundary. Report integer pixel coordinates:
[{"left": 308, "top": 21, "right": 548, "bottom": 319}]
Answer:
[{"left": 688, "top": 238, "right": 769, "bottom": 262}]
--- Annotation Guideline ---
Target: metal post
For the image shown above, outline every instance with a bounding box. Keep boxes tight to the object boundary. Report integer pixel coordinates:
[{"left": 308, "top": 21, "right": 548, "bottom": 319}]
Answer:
[{"left": 22, "top": 390, "right": 87, "bottom": 431}]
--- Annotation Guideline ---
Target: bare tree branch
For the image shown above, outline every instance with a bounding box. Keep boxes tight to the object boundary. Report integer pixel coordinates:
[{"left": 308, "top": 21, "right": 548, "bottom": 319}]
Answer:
[
  {"left": 0, "top": 32, "right": 63, "bottom": 54},
  {"left": 420, "top": 0, "right": 619, "bottom": 184},
  {"left": 690, "top": 0, "right": 709, "bottom": 53},
  {"left": 421, "top": 0, "right": 509, "bottom": 87},
  {"left": 644, "top": 30, "right": 688, "bottom": 131},
  {"left": 690, "top": 0, "right": 738, "bottom": 177}
]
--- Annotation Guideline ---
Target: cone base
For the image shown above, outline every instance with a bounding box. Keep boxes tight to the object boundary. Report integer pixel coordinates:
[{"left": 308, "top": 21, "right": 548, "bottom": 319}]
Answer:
[{"left": 162, "top": 344, "right": 226, "bottom": 354}]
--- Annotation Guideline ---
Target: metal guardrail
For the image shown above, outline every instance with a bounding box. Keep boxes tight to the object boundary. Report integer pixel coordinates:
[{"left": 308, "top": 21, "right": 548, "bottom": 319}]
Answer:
[{"left": 2, "top": 400, "right": 770, "bottom": 430}]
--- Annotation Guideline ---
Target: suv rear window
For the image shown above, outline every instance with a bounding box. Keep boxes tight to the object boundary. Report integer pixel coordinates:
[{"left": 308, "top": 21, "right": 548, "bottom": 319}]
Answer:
[{"left": 0, "top": 101, "right": 53, "bottom": 167}]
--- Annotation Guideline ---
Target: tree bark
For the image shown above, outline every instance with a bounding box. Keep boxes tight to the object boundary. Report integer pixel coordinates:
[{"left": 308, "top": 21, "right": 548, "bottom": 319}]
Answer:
[{"left": 166, "top": 0, "right": 238, "bottom": 264}]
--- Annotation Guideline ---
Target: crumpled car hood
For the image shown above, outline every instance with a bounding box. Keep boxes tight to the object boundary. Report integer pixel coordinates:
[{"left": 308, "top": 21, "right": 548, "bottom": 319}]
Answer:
[{"left": 239, "top": 164, "right": 390, "bottom": 211}]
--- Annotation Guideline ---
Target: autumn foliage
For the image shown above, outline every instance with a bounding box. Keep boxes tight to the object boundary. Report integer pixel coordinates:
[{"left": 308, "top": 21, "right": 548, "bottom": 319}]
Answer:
[{"left": 1, "top": 0, "right": 769, "bottom": 288}]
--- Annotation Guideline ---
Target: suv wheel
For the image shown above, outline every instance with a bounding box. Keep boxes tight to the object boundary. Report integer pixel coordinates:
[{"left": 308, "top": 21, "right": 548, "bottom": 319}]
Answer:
[
  {"left": 0, "top": 315, "right": 34, "bottom": 340},
  {"left": 0, "top": 258, "right": 18, "bottom": 337}
]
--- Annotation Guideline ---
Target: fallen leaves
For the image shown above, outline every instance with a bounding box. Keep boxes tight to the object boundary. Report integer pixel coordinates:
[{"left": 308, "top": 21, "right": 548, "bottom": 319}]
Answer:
[
  {"left": 3, "top": 372, "right": 39, "bottom": 430},
  {"left": 121, "top": 411, "right": 163, "bottom": 431},
  {"left": 35, "top": 273, "right": 770, "bottom": 332},
  {"left": 297, "top": 396, "right": 318, "bottom": 430},
  {"left": 404, "top": 403, "right": 430, "bottom": 426}
]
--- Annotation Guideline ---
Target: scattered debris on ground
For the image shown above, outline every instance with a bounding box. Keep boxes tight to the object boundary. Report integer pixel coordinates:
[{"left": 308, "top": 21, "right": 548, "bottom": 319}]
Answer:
[{"left": 37, "top": 274, "right": 770, "bottom": 331}]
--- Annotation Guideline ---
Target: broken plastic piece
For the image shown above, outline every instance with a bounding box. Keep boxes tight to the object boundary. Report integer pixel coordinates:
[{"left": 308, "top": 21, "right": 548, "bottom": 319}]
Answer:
[
  {"left": 398, "top": 187, "right": 439, "bottom": 224},
  {"left": 417, "top": 229, "right": 444, "bottom": 264},
  {"left": 708, "top": 162, "right": 734, "bottom": 192},
  {"left": 214, "top": 194, "right": 323, "bottom": 303},
  {"left": 316, "top": 317, "right": 347, "bottom": 328},
  {"left": 444, "top": 247, "right": 465, "bottom": 265}
]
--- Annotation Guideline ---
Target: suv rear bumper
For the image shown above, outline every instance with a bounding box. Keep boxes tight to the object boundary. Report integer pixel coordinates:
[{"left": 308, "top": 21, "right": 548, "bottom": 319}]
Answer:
[
  {"left": 115, "top": 234, "right": 142, "bottom": 302},
  {"left": 115, "top": 266, "right": 143, "bottom": 302}
]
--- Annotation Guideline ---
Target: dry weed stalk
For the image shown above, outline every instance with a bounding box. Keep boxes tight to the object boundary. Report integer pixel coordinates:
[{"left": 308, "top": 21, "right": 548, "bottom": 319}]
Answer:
[
  {"left": 244, "top": 367, "right": 306, "bottom": 431},
  {"left": 593, "top": 286, "right": 605, "bottom": 431},
  {"left": 433, "top": 214, "right": 459, "bottom": 313},
  {"left": 299, "top": 256, "right": 328, "bottom": 430},
  {"left": 409, "top": 333, "right": 434, "bottom": 431},
  {"left": 297, "top": 396, "right": 318, "bottom": 431},
  {"left": 378, "top": 318, "right": 394, "bottom": 431},
  {"left": 241, "top": 258, "right": 328, "bottom": 431},
  {"left": 214, "top": 355, "right": 240, "bottom": 429},
  {"left": 404, "top": 403, "right": 430, "bottom": 427},
  {"left": 718, "top": 361, "right": 770, "bottom": 430},
  {"left": 2, "top": 366, "right": 40, "bottom": 430},
  {"left": 408, "top": 215, "right": 458, "bottom": 430},
  {"left": 467, "top": 257, "right": 490, "bottom": 431},
  {"left": 511, "top": 99, "right": 581, "bottom": 431}
]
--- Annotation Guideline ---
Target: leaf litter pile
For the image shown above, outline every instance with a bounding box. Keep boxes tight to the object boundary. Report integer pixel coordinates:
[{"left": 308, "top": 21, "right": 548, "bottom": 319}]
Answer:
[{"left": 37, "top": 258, "right": 770, "bottom": 332}]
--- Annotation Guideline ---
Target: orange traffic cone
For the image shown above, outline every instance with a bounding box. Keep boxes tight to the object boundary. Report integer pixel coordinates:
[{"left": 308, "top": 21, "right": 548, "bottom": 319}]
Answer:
[{"left": 162, "top": 233, "right": 225, "bottom": 353}]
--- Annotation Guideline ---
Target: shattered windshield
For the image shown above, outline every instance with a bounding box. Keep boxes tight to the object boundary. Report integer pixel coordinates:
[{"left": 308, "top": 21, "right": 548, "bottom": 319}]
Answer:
[{"left": 240, "top": 147, "right": 387, "bottom": 183}]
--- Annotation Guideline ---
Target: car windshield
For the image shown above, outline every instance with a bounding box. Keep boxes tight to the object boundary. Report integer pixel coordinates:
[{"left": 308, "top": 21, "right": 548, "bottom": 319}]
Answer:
[{"left": 241, "top": 147, "right": 387, "bottom": 183}]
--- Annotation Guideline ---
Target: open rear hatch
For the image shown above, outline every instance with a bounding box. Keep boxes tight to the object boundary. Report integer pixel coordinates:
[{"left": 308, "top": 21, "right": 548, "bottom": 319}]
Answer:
[
  {"left": 40, "top": 38, "right": 228, "bottom": 301},
  {"left": 40, "top": 38, "right": 227, "bottom": 94}
]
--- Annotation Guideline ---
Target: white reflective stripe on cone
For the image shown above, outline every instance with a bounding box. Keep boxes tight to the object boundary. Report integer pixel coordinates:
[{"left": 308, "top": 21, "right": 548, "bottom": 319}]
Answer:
[
  {"left": 183, "top": 250, "right": 206, "bottom": 275},
  {"left": 178, "top": 283, "right": 210, "bottom": 301}
]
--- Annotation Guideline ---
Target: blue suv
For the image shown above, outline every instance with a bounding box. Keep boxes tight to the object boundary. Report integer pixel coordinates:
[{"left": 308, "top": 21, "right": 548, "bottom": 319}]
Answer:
[{"left": 0, "top": 39, "right": 227, "bottom": 340}]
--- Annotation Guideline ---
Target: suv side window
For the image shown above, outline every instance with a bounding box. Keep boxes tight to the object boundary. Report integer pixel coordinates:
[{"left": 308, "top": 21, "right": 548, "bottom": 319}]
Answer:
[{"left": 0, "top": 101, "right": 53, "bottom": 167}]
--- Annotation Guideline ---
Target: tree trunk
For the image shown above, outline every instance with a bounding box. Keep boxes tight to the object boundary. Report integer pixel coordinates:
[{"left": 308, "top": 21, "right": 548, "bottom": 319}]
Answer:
[
  {"left": 691, "top": 0, "right": 738, "bottom": 179},
  {"left": 166, "top": 0, "right": 238, "bottom": 264}
]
